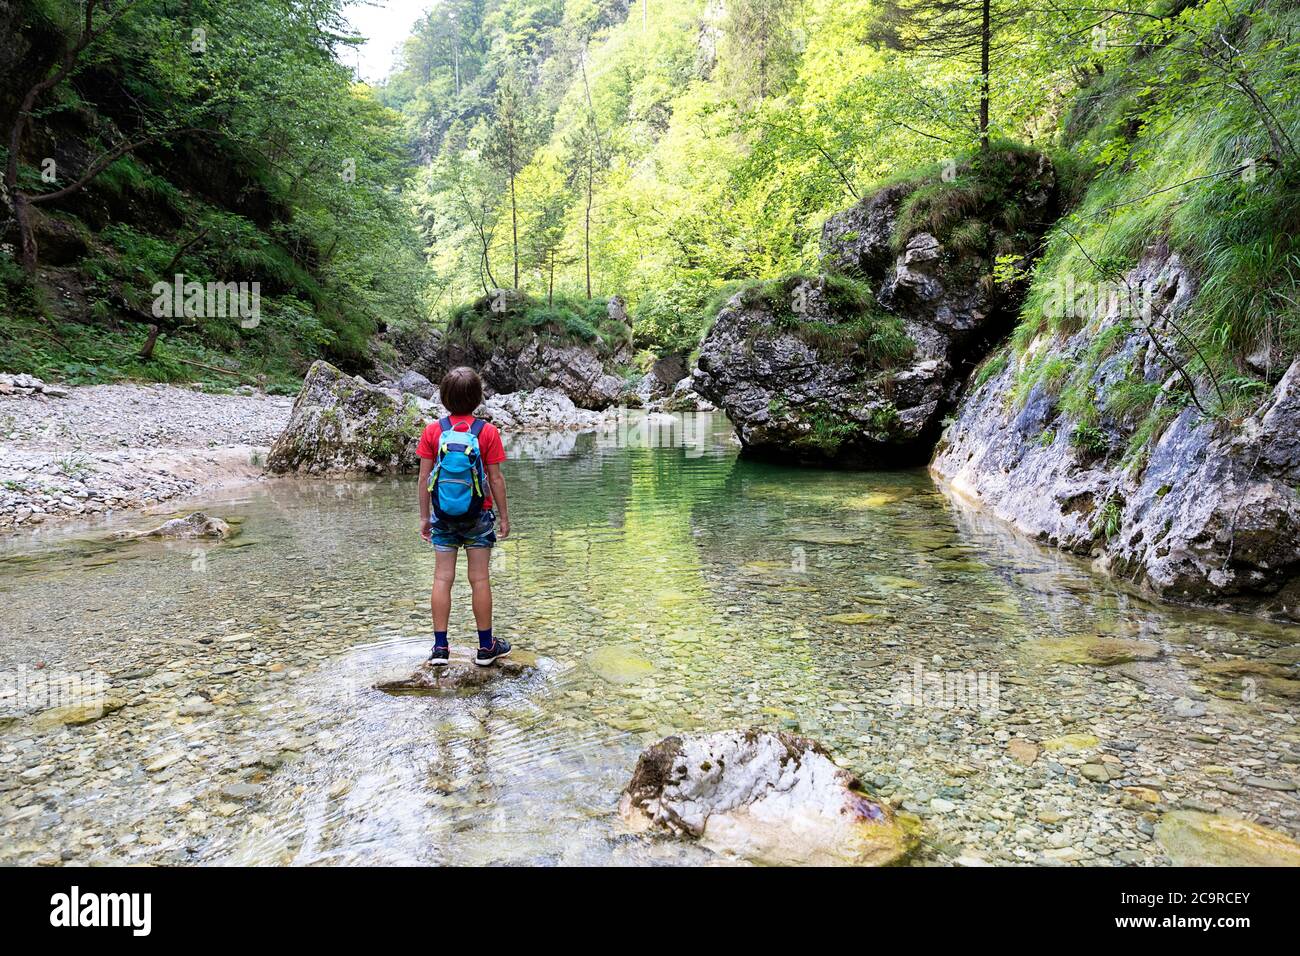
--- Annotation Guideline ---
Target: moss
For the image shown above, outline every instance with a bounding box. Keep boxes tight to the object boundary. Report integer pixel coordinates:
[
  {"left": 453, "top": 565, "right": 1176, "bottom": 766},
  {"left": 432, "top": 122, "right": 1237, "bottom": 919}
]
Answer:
[
  {"left": 741, "top": 273, "right": 914, "bottom": 367},
  {"left": 446, "top": 291, "right": 630, "bottom": 358}
]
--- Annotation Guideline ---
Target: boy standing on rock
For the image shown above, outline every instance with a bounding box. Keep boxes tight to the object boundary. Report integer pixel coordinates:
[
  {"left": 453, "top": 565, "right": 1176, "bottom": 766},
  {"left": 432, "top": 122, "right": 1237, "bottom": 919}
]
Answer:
[{"left": 417, "top": 366, "right": 512, "bottom": 666}]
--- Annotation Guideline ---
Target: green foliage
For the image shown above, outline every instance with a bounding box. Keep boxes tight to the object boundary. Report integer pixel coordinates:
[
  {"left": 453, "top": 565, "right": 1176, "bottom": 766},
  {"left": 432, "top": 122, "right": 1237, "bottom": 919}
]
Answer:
[
  {"left": 739, "top": 273, "right": 915, "bottom": 366},
  {"left": 446, "top": 291, "right": 631, "bottom": 356}
]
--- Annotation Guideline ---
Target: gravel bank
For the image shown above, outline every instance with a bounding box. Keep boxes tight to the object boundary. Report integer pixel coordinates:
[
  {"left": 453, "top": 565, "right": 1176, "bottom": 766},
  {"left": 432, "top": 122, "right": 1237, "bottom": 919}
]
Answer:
[{"left": 0, "top": 380, "right": 293, "bottom": 533}]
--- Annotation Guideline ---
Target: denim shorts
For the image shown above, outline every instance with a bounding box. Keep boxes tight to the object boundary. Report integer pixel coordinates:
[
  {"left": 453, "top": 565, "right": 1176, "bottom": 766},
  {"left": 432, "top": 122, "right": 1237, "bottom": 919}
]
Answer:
[{"left": 430, "top": 508, "right": 496, "bottom": 552}]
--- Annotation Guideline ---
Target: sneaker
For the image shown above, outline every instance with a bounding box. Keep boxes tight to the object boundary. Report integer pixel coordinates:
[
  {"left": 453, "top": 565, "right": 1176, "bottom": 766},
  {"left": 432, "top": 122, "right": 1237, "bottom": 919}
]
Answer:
[
  {"left": 475, "top": 637, "right": 511, "bottom": 666},
  {"left": 428, "top": 645, "right": 450, "bottom": 666}
]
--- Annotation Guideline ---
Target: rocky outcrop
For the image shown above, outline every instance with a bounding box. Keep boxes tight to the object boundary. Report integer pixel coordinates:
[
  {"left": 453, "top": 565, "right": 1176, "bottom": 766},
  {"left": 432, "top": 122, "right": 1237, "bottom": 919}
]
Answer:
[
  {"left": 441, "top": 294, "right": 633, "bottom": 410},
  {"left": 693, "top": 148, "right": 1060, "bottom": 466},
  {"left": 458, "top": 334, "right": 629, "bottom": 410},
  {"left": 267, "top": 361, "right": 429, "bottom": 474},
  {"left": 933, "top": 248, "right": 1300, "bottom": 619},
  {"left": 619, "top": 729, "right": 919, "bottom": 866}
]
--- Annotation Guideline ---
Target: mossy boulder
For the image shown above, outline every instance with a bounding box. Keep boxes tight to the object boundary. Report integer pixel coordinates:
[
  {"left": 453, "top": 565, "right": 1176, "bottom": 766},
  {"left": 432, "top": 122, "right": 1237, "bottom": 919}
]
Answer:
[
  {"left": 693, "top": 147, "right": 1059, "bottom": 467},
  {"left": 267, "top": 360, "right": 431, "bottom": 474}
]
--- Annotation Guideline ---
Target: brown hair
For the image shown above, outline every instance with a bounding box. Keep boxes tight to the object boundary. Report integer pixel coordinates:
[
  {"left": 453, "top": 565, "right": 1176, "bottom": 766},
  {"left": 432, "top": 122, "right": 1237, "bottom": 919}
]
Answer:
[{"left": 440, "top": 366, "right": 483, "bottom": 415}]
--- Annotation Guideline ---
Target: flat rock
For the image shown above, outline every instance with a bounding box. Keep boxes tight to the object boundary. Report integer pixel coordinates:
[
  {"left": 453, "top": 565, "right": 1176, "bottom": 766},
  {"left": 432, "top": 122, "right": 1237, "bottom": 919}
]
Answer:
[
  {"left": 375, "top": 648, "right": 538, "bottom": 694},
  {"left": 1156, "top": 810, "right": 1300, "bottom": 866},
  {"left": 619, "top": 729, "right": 920, "bottom": 866},
  {"left": 115, "top": 511, "right": 231, "bottom": 540},
  {"left": 1026, "top": 634, "right": 1163, "bottom": 666}
]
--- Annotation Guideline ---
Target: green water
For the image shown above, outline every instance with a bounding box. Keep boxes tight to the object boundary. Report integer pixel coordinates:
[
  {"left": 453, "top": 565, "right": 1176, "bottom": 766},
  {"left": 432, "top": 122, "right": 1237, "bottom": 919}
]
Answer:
[{"left": 1, "top": 412, "right": 1297, "bottom": 865}]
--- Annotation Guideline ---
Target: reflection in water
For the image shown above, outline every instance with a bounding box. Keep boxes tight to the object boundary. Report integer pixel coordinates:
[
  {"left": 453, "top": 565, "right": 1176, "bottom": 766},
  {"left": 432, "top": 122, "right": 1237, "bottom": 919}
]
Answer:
[{"left": 0, "top": 411, "right": 1296, "bottom": 865}]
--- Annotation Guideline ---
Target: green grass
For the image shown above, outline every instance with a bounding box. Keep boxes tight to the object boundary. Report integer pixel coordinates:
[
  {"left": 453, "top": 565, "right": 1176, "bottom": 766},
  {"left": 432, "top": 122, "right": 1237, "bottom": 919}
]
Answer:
[
  {"left": 892, "top": 141, "right": 1059, "bottom": 267},
  {"left": 735, "top": 272, "right": 914, "bottom": 367},
  {"left": 1011, "top": 3, "right": 1300, "bottom": 428}
]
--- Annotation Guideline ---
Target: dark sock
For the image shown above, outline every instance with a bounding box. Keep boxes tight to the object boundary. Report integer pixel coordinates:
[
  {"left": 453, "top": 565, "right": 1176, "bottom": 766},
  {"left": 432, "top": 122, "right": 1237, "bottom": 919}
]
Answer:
[
  {"left": 477, "top": 628, "right": 493, "bottom": 650},
  {"left": 434, "top": 631, "right": 448, "bottom": 649}
]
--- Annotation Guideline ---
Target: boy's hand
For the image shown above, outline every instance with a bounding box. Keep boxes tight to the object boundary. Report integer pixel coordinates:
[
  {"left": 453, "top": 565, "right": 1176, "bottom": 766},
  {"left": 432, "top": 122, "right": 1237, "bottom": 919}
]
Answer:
[
  {"left": 497, "top": 516, "right": 510, "bottom": 540},
  {"left": 420, "top": 518, "right": 432, "bottom": 542}
]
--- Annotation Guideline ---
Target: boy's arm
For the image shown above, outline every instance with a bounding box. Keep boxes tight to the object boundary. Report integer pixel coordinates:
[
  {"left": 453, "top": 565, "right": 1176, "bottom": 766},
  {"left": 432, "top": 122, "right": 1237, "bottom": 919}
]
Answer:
[
  {"left": 418, "top": 457, "right": 433, "bottom": 540},
  {"left": 486, "top": 461, "right": 509, "bottom": 539}
]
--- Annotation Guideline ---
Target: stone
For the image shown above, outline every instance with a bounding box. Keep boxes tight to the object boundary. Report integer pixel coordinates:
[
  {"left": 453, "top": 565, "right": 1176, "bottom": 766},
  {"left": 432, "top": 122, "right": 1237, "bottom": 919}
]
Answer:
[
  {"left": 393, "top": 370, "right": 438, "bottom": 400},
  {"left": 1156, "top": 810, "right": 1300, "bottom": 866},
  {"left": 587, "top": 646, "right": 655, "bottom": 684},
  {"left": 267, "top": 361, "right": 430, "bottom": 474},
  {"left": 115, "top": 511, "right": 232, "bottom": 541},
  {"left": 29, "top": 697, "right": 126, "bottom": 729},
  {"left": 1172, "top": 697, "right": 1207, "bottom": 718},
  {"left": 619, "top": 729, "right": 920, "bottom": 866},
  {"left": 1007, "top": 738, "right": 1039, "bottom": 766},
  {"left": 374, "top": 649, "right": 538, "bottom": 694},
  {"left": 1026, "top": 635, "right": 1162, "bottom": 667},
  {"left": 219, "top": 783, "right": 262, "bottom": 802},
  {"left": 1042, "top": 733, "right": 1100, "bottom": 752}
]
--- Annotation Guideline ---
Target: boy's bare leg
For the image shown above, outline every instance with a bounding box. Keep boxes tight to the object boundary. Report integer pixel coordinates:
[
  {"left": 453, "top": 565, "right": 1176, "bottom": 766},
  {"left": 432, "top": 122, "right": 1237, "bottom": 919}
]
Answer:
[
  {"left": 466, "top": 546, "right": 492, "bottom": 632},
  {"left": 431, "top": 549, "right": 457, "bottom": 633}
]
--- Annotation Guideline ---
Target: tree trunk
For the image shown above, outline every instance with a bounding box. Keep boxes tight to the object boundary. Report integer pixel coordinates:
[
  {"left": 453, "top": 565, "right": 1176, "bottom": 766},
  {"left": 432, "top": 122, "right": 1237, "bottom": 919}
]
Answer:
[
  {"left": 548, "top": 250, "right": 555, "bottom": 305},
  {"left": 138, "top": 324, "right": 161, "bottom": 360},
  {"left": 584, "top": 169, "right": 593, "bottom": 300},
  {"left": 510, "top": 167, "right": 519, "bottom": 290},
  {"left": 979, "top": 0, "right": 991, "bottom": 150},
  {"left": 14, "top": 192, "right": 38, "bottom": 273}
]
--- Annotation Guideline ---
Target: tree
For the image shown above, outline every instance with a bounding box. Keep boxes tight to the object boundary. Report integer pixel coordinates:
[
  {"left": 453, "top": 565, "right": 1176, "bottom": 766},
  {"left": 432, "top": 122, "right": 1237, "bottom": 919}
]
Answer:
[
  {"left": 3, "top": 0, "right": 194, "bottom": 272},
  {"left": 871, "top": 0, "right": 1009, "bottom": 149},
  {"left": 720, "top": 0, "right": 799, "bottom": 103},
  {"left": 563, "top": 118, "right": 604, "bottom": 300},
  {"left": 482, "top": 70, "right": 535, "bottom": 289}
]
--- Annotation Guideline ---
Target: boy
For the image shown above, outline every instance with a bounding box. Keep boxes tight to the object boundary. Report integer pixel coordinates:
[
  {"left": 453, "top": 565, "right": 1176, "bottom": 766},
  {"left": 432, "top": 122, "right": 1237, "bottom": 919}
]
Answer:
[{"left": 417, "top": 366, "right": 512, "bottom": 666}]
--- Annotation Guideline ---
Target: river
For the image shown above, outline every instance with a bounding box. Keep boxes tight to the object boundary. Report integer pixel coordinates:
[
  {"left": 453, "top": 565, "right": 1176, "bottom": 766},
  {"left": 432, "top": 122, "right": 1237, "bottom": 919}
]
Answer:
[{"left": 1, "top": 411, "right": 1296, "bottom": 865}]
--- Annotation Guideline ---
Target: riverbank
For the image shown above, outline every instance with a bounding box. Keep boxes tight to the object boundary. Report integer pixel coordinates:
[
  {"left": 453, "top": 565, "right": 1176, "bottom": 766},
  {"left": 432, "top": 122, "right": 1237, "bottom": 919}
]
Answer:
[{"left": 0, "top": 379, "right": 293, "bottom": 533}]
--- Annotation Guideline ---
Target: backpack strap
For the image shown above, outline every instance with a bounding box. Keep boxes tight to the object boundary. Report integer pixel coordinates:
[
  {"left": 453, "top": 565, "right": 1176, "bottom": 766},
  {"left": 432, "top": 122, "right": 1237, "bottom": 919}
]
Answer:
[
  {"left": 438, "top": 415, "right": 453, "bottom": 432},
  {"left": 469, "top": 418, "right": 486, "bottom": 438}
]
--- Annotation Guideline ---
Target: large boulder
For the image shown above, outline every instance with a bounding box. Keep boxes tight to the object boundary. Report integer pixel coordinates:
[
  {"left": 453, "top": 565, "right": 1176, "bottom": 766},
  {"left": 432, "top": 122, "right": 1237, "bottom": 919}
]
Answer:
[
  {"left": 693, "top": 148, "right": 1059, "bottom": 466},
  {"left": 619, "top": 730, "right": 919, "bottom": 866},
  {"left": 266, "top": 361, "right": 429, "bottom": 474},
  {"left": 933, "top": 246, "right": 1300, "bottom": 620}
]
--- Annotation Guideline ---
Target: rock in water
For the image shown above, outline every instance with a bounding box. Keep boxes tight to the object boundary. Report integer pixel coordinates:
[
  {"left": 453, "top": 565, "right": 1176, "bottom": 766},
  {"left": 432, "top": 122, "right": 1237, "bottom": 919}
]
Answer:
[
  {"left": 619, "top": 729, "right": 919, "bottom": 866},
  {"left": 116, "top": 511, "right": 231, "bottom": 540},
  {"left": 267, "top": 360, "right": 429, "bottom": 474},
  {"left": 693, "top": 148, "right": 1059, "bottom": 466},
  {"left": 375, "top": 648, "right": 538, "bottom": 693},
  {"left": 1156, "top": 810, "right": 1300, "bottom": 867}
]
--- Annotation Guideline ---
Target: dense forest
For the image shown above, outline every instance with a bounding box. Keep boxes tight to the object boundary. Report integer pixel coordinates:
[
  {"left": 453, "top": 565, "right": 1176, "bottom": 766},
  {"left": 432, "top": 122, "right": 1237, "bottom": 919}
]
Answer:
[{"left": 1, "top": 0, "right": 1297, "bottom": 404}]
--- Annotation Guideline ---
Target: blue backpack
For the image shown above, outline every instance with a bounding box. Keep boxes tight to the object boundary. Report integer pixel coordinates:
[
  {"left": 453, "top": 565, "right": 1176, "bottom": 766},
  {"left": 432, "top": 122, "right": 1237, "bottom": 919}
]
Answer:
[{"left": 429, "top": 417, "right": 488, "bottom": 523}]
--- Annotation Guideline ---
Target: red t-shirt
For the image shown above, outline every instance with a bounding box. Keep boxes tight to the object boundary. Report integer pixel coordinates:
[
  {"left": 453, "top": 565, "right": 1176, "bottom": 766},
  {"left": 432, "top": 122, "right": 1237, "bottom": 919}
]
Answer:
[{"left": 416, "top": 415, "right": 506, "bottom": 509}]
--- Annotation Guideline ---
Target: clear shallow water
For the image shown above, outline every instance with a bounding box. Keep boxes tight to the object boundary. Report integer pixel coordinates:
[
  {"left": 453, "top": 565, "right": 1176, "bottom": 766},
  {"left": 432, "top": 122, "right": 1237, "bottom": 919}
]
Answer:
[{"left": 1, "top": 412, "right": 1297, "bottom": 865}]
